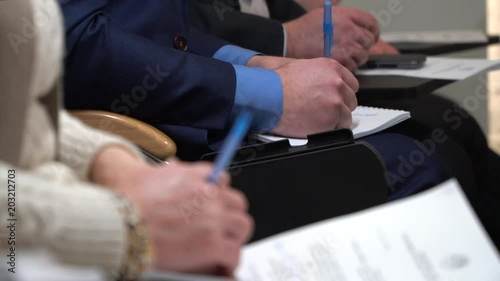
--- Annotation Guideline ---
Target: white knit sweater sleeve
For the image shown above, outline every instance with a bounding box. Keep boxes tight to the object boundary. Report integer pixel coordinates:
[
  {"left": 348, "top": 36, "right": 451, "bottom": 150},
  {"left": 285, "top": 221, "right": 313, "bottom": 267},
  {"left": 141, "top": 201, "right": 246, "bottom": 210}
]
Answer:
[
  {"left": 58, "top": 110, "right": 144, "bottom": 181},
  {"left": 0, "top": 162, "right": 128, "bottom": 272}
]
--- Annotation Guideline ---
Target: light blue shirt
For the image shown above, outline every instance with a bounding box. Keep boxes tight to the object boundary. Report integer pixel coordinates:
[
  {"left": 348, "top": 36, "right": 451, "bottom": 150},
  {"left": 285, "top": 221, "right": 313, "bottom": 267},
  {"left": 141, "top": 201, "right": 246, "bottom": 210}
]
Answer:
[{"left": 213, "top": 45, "right": 283, "bottom": 131}]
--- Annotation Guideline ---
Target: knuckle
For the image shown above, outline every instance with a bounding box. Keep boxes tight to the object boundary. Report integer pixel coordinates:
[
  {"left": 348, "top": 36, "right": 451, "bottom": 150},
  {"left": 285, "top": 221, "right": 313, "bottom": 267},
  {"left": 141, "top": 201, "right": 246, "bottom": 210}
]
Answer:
[
  {"left": 330, "top": 77, "right": 344, "bottom": 89},
  {"left": 328, "top": 94, "right": 344, "bottom": 108},
  {"left": 203, "top": 204, "right": 222, "bottom": 219},
  {"left": 234, "top": 214, "right": 254, "bottom": 241},
  {"left": 365, "top": 21, "right": 379, "bottom": 35},
  {"left": 326, "top": 58, "right": 341, "bottom": 68},
  {"left": 244, "top": 214, "right": 255, "bottom": 233},
  {"left": 358, "top": 53, "right": 369, "bottom": 64},
  {"left": 366, "top": 14, "right": 378, "bottom": 26},
  {"left": 362, "top": 11, "right": 376, "bottom": 23},
  {"left": 315, "top": 57, "right": 328, "bottom": 63},
  {"left": 352, "top": 79, "right": 360, "bottom": 92},
  {"left": 352, "top": 100, "right": 359, "bottom": 111},
  {"left": 219, "top": 172, "right": 231, "bottom": 187},
  {"left": 199, "top": 222, "right": 219, "bottom": 242},
  {"left": 341, "top": 47, "right": 353, "bottom": 58},
  {"left": 195, "top": 162, "right": 214, "bottom": 173},
  {"left": 343, "top": 116, "right": 353, "bottom": 128},
  {"left": 360, "top": 33, "right": 375, "bottom": 46},
  {"left": 317, "top": 113, "right": 334, "bottom": 128},
  {"left": 346, "top": 112, "right": 354, "bottom": 125},
  {"left": 228, "top": 189, "right": 249, "bottom": 209},
  {"left": 318, "top": 57, "right": 334, "bottom": 68},
  {"left": 242, "top": 225, "right": 254, "bottom": 242},
  {"left": 224, "top": 250, "right": 240, "bottom": 271}
]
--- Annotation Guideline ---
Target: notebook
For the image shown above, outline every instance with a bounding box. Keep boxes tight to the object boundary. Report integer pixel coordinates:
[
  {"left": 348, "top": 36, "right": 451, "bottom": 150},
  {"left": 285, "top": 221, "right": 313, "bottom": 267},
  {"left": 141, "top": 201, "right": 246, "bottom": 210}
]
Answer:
[{"left": 254, "top": 106, "right": 411, "bottom": 146}]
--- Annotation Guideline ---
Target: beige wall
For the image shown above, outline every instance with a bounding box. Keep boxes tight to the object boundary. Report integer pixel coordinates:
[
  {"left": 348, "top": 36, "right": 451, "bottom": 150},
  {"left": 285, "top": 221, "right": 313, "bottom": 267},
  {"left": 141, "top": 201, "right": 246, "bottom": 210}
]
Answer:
[
  {"left": 343, "top": 0, "right": 499, "bottom": 148},
  {"left": 341, "top": 0, "right": 486, "bottom": 33}
]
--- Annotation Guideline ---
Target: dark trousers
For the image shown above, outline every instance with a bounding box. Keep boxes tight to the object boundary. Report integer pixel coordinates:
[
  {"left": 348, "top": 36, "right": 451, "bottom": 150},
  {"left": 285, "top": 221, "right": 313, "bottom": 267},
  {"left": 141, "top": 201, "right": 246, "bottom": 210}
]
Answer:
[
  {"left": 364, "top": 93, "right": 500, "bottom": 249},
  {"left": 361, "top": 133, "right": 451, "bottom": 200}
]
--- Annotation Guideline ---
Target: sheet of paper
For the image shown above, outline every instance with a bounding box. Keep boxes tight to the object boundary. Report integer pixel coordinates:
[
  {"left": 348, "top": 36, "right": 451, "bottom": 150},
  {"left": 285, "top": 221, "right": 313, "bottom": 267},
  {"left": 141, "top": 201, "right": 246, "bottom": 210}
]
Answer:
[
  {"left": 3, "top": 249, "right": 232, "bottom": 281},
  {"left": 236, "top": 179, "right": 500, "bottom": 281},
  {"left": 142, "top": 271, "right": 231, "bottom": 281},
  {"left": 357, "top": 56, "right": 500, "bottom": 80},
  {"left": 1, "top": 249, "right": 107, "bottom": 281},
  {"left": 381, "top": 30, "right": 488, "bottom": 44}
]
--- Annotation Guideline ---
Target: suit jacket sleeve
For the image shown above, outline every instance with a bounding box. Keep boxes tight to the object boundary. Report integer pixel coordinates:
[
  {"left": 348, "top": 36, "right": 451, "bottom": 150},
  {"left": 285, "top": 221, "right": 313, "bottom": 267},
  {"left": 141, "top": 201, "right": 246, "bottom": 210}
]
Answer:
[
  {"left": 265, "top": 0, "right": 307, "bottom": 22},
  {"left": 189, "top": 0, "right": 286, "bottom": 56},
  {"left": 62, "top": 7, "right": 237, "bottom": 139}
]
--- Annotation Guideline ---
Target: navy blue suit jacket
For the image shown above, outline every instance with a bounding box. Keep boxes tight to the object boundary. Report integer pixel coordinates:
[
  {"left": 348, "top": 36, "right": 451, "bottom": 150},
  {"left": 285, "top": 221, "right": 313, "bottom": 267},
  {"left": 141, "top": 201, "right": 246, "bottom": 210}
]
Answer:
[
  {"left": 61, "top": 0, "right": 239, "bottom": 160},
  {"left": 190, "top": 0, "right": 306, "bottom": 56}
]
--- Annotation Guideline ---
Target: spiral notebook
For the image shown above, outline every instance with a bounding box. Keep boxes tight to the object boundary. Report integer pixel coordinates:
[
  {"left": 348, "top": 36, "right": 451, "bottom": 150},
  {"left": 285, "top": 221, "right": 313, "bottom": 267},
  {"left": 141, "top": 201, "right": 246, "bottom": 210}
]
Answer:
[{"left": 254, "top": 106, "right": 411, "bottom": 146}]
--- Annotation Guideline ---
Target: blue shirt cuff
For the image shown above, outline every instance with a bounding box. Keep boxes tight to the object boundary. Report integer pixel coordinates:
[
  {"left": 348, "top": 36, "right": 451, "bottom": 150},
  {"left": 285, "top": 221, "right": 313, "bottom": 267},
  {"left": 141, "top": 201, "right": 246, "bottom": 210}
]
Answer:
[
  {"left": 232, "top": 65, "right": 283, "bottom": 131},
  {"left": 213, "top": 45, "right": 261, "bottom": 65}
]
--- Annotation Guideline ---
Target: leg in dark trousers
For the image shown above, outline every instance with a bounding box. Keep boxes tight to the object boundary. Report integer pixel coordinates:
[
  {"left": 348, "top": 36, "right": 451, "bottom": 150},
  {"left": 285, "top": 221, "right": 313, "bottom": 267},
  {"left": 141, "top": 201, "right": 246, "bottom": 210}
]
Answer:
[
  {"left": 365, "top": 93, "right": 498, "bottom": 189},
  {"left": 363, "top": 93, "right": 500, "bottom": 250}
]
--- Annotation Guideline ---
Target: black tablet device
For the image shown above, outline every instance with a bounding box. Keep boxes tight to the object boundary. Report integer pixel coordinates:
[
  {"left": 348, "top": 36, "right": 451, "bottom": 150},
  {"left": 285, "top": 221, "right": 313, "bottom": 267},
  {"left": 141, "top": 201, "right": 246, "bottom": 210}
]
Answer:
[{"left": 360, "top": 54, "right": 427, "bottom": 69}]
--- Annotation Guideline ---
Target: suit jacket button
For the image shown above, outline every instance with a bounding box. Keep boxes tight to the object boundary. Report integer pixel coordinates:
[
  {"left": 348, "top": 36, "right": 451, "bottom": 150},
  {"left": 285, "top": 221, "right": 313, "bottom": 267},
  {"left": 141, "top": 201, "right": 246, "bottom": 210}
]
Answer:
[{"left": 173, "top": 36, "right": 188, "bottom": 51}]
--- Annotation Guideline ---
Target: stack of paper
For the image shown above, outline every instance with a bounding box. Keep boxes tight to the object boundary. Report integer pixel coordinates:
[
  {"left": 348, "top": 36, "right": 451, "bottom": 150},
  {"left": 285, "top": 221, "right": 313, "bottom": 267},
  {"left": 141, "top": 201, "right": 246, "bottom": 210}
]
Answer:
[
  {"left": 357, "top": 57, "right": 500, "bottom": 80},
  {"left": 381, "top": 30, "right": 488, "bottom": 44}
]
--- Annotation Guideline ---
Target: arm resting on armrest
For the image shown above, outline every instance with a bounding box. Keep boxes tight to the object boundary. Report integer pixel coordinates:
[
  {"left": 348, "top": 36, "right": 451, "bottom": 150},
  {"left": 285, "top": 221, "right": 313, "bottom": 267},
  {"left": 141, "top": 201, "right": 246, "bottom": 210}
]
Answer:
[{"left": 70, "top": 110, "right": 177, "bottom": 160}]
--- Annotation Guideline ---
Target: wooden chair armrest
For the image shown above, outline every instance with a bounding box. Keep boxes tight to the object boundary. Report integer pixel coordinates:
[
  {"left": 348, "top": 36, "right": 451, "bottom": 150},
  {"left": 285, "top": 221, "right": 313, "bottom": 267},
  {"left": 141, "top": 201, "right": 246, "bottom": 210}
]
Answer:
[{"left": 70, "top": 110, "right": 176, "bottom": 160}]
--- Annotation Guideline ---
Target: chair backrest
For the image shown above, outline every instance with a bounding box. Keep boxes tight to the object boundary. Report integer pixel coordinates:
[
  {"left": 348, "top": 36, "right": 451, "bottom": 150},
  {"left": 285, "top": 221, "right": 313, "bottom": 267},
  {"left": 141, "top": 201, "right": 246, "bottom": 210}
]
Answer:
[{"left": 70, "top": 110, "right": 177, "bottom": 160}]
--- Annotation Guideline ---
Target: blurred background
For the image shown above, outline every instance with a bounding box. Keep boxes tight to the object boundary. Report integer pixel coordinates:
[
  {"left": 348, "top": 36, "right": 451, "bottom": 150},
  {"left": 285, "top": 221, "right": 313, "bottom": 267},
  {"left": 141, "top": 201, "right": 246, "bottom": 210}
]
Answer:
[{"left": 342, "top": 0, "right": 500, "bottom": 153}]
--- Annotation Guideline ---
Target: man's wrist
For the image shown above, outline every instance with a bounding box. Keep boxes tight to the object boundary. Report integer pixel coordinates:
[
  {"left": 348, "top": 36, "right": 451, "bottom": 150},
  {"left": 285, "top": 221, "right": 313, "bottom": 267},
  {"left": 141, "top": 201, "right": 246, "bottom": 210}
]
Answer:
[
  {"left": 282, "top": 24, "right": 288, "bottom": 57},
  {"left": 246, "top": 55, "right": 266, "bottom": 67},
  {"left": 282, "top": 21, "right": 296, "bottom": 58},
  {"left": 246, "top": 55, "right": 294, "bottom": 70}
]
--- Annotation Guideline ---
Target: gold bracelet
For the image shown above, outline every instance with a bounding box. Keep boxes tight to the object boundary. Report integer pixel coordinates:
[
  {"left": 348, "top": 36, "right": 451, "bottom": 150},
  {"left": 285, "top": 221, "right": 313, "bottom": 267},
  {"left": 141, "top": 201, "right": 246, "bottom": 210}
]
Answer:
[{"left": 111, "top": 195, "right": 154, "bottom": 281}]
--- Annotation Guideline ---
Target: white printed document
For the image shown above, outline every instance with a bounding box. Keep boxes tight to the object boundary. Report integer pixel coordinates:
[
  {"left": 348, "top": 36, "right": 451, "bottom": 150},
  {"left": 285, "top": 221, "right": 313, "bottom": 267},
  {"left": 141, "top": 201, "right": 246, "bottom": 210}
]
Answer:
[
  {"left": 381, "top": 30, "right": 488, "bottom": 44},
  {"left": 254, "top": 106, "right": 410, "bottom": 146},
  {"left": 357, "top": 56, "right": 500, "bottom": 80},
  {"left": 236, "top": 179, "right": 500, "bottom": 281}
]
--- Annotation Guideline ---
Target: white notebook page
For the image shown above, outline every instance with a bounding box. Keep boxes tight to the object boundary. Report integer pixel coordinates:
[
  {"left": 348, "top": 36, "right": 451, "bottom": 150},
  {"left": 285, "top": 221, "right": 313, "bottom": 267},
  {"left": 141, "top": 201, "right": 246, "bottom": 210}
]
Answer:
[{"left": 255, "top": 106, "right": 410, "bottom": 146}]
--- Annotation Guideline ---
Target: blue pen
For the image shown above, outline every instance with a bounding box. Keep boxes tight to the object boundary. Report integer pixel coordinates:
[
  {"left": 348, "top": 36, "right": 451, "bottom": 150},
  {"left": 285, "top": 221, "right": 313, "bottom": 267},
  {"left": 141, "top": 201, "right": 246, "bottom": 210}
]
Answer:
[
  {"left": 207, "top": 108, "right": 254, "bottom": 184},
  {"left": 323, "top": 0, "right": 333, "bottom": 58}
]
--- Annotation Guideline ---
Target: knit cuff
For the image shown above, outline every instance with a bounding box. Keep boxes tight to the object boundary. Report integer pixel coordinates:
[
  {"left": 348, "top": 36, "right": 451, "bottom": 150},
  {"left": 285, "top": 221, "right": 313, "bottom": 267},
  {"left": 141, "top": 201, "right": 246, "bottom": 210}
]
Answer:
[
  {"left": 44, "top": 186, "right": 130, "bottom": 272},
  {"left": 58, "top": 111, "right": 144, "bottom": 181}
]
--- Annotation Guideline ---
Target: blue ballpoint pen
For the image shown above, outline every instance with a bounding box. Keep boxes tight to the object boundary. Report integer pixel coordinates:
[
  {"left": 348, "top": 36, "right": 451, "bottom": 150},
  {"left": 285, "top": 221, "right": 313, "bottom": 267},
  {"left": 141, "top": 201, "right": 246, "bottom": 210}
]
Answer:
[
  {"left": 207, "top": 108, "right": 254, "bottom": 185},
  {"left": 323, "top": 0, "right": 333, "bottom": 58}
]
